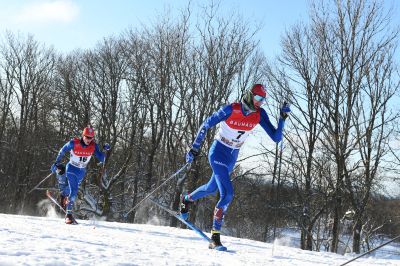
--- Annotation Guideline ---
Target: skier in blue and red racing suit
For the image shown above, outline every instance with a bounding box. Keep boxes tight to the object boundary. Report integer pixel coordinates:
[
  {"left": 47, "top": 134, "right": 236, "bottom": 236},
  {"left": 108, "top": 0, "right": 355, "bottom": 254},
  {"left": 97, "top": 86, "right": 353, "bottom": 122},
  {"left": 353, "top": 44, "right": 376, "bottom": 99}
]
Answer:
[
  {"left": 51, "top": 126, "right": 110, "bottom": 224},
  {"left": 180, "top": 84, "right": 291, "bottom": 249}
]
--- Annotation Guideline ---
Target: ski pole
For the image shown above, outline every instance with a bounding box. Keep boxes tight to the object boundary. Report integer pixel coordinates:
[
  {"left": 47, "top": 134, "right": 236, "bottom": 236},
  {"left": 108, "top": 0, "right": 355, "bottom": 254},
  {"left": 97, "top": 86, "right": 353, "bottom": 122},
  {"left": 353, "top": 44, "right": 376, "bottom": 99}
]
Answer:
[
  {"left": 99, "top": 143, "right": 112, "bottom": 187},
  {"left": 340, "top": 234, "right": 400, "bottom": 266},
  {"left": 28, "top": 172, "right": 54, "bottom": 194},
  {"left": 124, "top": 162, "right": 190, "bottom": 217},
  {"left": 98, "top": 155, "right": 107, "bottom": 188}
]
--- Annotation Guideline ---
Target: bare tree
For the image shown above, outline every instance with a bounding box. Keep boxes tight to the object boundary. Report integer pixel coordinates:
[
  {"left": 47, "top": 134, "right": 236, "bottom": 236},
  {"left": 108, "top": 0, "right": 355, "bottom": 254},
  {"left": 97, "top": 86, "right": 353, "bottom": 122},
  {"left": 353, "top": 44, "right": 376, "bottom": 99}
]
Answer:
[
  {"left": 83, "top": 37, "right": 128, "bottom": 219},
  {"left": 0, "top": 32, "right": 56, "bottom": 212},
  {"left": 0, "top": 62, "right": 13, "bottom": 151},
  {"left": 346, "top": 37, "right": 399, "bottom": 253},
  {"left": 265, "top": 19, "right": 328, "bottom": 249},
  {"left": 315, "top": 0, "right": 399, "bottom": 253},
  {"left": 119, "top": 30, "right": 149, "bottom": 222},
  {"left": 264, "top": 0, "right": 399, "bottom": 253}
]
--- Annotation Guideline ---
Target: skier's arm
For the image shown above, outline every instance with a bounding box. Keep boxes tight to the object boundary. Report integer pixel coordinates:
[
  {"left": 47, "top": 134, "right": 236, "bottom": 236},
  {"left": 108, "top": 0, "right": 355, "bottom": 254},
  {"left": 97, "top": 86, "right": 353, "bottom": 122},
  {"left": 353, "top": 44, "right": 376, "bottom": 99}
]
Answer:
[
  {"left": 259, "top": 108, "right": 285, "bottom": 143},
  {"left": 55, "top": 140, "right": 74, "bottom": 164},
  {"left": 191, "top": 104, "right": 232, "bottom": 151},
  {"left": 94, "top": 143, "right": 106, "bottom": 163}
]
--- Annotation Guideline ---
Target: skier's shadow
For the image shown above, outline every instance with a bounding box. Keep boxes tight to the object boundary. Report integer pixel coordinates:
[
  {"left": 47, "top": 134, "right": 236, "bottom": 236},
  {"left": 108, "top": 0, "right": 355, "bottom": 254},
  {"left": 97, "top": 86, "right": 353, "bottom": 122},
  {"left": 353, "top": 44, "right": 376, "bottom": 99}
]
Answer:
[{"left": 222, "top": 249, "right": 236, "bottom": 254}]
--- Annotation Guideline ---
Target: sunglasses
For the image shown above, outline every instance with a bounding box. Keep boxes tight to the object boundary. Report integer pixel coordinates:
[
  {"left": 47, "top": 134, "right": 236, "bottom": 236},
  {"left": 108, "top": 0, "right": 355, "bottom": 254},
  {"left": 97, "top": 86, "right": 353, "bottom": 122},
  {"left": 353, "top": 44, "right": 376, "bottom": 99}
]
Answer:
[
  {"left": 84, "top": 136, "right": 93, "bottom": 140},
  {"left": 254, "top": 95, "right": 266, "bottom": 102}
]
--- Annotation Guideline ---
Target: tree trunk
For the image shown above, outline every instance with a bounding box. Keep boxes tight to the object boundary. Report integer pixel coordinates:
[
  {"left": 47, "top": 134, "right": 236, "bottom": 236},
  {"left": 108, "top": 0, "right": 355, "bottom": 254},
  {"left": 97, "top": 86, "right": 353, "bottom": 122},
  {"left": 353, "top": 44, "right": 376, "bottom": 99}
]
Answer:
[
  {"left": 352, "top": 218, "right": 362, "bottom": 254},
  {"left": 330, "top": 193, "right": 341, "bottom": 253}
]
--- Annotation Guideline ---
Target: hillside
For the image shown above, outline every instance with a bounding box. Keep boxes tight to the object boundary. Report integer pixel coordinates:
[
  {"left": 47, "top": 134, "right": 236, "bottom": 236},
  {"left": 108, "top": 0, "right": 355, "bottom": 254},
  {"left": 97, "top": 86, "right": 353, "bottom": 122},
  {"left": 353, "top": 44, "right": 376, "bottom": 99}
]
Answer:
[{"left": 0, "top": 211, "right": 399, "bottom": 265}]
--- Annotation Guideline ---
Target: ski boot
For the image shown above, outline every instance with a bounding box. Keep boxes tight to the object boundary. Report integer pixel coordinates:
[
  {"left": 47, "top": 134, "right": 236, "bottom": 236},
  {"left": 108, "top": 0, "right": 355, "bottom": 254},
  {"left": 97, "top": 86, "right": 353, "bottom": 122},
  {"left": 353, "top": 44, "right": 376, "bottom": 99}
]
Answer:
[
  {"left": 65, "top": 213, "right": 77, "bottom": 225},
  {"left": 209, "top": 230, "right": 227, "bottom": 251},
  {"left": 179, "top": 193, "right": 191, "bottom": 220}
]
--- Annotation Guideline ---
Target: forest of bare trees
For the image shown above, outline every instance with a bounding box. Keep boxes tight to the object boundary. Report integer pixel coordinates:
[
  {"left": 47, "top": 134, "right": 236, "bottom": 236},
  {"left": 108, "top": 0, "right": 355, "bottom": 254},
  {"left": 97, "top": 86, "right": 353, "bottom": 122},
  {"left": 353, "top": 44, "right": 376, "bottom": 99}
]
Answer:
[{"left": 0, "top": 0, "right": 399, "bottom": 255}]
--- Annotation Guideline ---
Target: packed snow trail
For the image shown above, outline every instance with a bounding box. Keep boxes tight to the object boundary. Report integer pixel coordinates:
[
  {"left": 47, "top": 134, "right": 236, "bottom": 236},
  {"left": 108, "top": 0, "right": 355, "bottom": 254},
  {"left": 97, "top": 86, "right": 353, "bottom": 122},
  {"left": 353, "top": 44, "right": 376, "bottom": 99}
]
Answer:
[{"left": 0, "top": 213, "right": 399, "bottom": 265}]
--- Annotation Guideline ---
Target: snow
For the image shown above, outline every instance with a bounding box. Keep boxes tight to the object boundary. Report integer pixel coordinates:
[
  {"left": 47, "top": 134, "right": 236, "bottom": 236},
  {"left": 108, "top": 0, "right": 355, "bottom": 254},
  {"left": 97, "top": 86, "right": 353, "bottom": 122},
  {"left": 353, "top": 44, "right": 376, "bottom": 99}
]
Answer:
[{"left": 0, "top": 210, "right": 399, "bottom": 265}]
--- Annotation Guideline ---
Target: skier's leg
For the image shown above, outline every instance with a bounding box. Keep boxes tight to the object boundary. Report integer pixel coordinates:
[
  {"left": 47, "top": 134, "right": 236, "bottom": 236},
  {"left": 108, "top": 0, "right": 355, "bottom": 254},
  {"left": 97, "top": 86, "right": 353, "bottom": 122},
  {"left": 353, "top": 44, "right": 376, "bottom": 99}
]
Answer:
[
  {"left": 208, "top": 141, "right": 239, "bottom": 248},
  {"left": 180, "top": 142, "right": 222, "bottom": 217},
  {"left": 187, "top": 174, "right": 218, "bottom": 201},
  {"left": 65, "top": 165, "right": 85, "bottom": 215},
  {"left": 187, "top": 141, "right": 226, "bottom": 201},
  {"left": 57, "top": 173, "right": 69, "bottom": 210},
  {"left": 211, "top": 164, "right": 233, "bottom": 231},
  {"left": 179, "top": 174, "right": 217, "bottom": 219},
  {"left": 56, "top": 173, "right": 70, "bottom": 196},
  {"left": 212, "top": 142, "right": 238, "bottom": 231},
  {"left": 206, "top": 162, "right": 232, "bottom": 249},
  {"left": 55, "top": 163, "right": 69, "bottom": 199}
]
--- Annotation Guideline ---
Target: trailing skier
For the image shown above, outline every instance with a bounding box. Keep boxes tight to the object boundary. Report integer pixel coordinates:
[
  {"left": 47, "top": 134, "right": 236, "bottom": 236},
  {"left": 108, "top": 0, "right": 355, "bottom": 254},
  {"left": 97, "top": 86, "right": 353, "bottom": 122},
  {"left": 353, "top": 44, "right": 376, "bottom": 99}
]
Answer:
[
  {"left": 51, "top": 126, "right": 110, "bottom": 224},
  {"left": 181, "top": 84, "right": 290, "bottom": 249}
]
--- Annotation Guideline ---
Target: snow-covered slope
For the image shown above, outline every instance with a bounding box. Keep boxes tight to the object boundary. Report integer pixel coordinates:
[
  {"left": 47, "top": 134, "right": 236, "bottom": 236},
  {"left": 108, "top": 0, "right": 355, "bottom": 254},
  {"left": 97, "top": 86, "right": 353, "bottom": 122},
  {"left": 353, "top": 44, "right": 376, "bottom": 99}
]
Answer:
[{"left": 0, "top": 212, "right": 399, "bottom": 266}]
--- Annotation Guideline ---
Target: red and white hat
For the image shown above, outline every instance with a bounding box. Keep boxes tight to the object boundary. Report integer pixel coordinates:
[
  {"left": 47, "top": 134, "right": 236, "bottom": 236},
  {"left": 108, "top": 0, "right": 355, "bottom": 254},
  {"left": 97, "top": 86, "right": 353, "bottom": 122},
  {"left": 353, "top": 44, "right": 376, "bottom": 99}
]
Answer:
[
  {"left": 250, "top": 84, "right": 267, "bottom": 98},
  {"left": 82, "top": 126, "right": 95, "bottom": 138}
]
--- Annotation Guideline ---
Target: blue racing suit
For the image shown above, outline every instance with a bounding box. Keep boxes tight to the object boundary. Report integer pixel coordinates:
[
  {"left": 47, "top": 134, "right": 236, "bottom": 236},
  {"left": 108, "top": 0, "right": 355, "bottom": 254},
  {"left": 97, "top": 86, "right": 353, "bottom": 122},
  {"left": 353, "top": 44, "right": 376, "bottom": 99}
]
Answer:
[
  {"left": 188, "top": 102, "right": 285, "bottom": 231},
  {"left": 54, "top": 137, "right": 105, "bottom": 214}
]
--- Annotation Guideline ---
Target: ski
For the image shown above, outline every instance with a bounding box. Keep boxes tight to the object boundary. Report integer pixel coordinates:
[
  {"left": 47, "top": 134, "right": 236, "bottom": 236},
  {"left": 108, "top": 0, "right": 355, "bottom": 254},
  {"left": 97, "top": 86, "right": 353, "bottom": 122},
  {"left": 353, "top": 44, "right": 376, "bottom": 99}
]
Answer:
[
  {"left": 46, "top": 190, "right": 66, "bottom": 213},
  {"left": 46, "top": 190, "right": 78, "bottom": 225},
  {"left": 148, "top": 198, "right": 227, "bottom": 251}
]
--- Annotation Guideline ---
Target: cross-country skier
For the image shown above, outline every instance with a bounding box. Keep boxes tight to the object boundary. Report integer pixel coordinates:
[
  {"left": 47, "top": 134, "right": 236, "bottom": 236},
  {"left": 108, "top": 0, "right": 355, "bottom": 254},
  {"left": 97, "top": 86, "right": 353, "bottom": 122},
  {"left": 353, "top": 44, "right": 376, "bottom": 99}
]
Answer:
[
  {"left": 180, "top": 84, "right": 291, "bottom": 249},
  {"left": 51, "top": 126, "right": 110, "bottom": 224}
]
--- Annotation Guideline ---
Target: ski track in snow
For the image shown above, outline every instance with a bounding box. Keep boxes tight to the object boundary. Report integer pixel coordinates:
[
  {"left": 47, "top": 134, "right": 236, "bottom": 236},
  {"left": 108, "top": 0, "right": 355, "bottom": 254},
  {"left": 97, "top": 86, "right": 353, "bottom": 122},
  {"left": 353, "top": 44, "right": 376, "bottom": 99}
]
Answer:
[{"left": 0, "top": 213, "right": 399, "bottom": 266}]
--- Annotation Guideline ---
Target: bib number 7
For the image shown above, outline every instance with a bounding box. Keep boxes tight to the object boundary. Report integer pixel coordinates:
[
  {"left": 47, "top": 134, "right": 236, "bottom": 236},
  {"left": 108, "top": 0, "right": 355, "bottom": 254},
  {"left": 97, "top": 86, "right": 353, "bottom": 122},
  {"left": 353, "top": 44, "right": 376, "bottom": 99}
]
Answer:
[{"left": 236, "top": 131, "right": 245, "bottom": 139}]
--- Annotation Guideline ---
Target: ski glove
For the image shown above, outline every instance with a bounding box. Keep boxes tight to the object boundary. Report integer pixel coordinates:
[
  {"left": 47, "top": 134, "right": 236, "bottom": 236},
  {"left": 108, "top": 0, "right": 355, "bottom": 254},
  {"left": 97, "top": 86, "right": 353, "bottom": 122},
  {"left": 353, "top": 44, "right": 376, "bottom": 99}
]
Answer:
[
  {"left": 280, "top": 102, "right": 291, "bottom": 120},
  {"left": 103, "top": 143, "right": 111, "bottom": 151},
  {"left": 51, "top": 163, "right": 65, "bottom": 175},
  {"left": 186, "top": 148, "right": 200, "bottom": 163}
]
